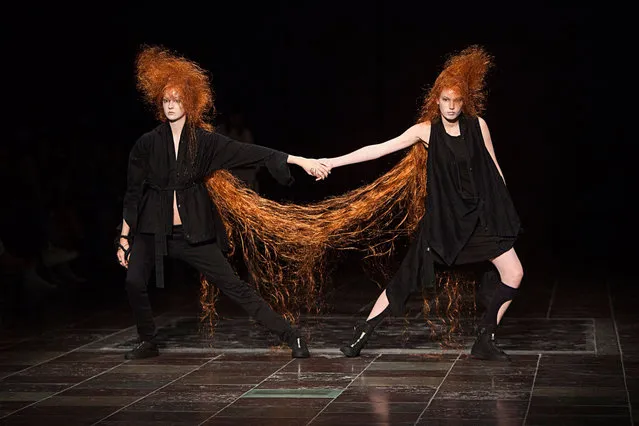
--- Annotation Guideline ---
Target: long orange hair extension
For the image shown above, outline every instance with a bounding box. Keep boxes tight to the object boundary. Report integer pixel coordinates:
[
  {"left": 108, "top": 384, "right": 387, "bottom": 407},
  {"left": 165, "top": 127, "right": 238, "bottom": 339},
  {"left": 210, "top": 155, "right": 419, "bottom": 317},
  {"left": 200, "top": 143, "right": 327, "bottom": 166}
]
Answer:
[{"left": 136, "top": 44, "right": 493, "bottom": 340}]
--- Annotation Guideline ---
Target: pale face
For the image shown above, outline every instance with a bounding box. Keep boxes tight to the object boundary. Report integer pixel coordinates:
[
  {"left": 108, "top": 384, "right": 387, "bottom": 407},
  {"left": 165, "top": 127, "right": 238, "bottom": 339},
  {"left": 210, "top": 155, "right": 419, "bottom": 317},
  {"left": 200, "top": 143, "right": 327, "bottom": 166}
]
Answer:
[
  {"left": 162, "top": 88, "right": 186, "bottom": 122},
  {"left": 437, "top": 88, "right": 463, "bottom": 121}
]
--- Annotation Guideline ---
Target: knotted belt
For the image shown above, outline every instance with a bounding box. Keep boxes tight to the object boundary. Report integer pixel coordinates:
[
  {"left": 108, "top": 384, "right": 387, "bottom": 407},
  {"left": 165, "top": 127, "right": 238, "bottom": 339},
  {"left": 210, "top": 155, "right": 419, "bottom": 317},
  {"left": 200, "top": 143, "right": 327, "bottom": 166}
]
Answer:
[{"left": 146, "top": 181, "right": 197, "bottom": 288}]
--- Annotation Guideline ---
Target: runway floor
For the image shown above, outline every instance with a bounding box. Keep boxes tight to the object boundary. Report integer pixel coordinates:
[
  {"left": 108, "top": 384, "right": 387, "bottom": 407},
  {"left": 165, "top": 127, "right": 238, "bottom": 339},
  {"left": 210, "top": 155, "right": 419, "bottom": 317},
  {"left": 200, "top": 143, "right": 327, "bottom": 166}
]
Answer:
[{"left": 0, "top": 257, "right": 636, "bottom": 425}]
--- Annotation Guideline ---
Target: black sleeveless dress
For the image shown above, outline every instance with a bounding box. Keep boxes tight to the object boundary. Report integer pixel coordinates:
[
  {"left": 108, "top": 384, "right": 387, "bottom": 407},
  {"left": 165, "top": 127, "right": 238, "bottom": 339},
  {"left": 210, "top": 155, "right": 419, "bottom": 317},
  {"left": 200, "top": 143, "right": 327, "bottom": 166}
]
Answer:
[{"left": 385, "top": 115, "right": 521, "bottom": 315}]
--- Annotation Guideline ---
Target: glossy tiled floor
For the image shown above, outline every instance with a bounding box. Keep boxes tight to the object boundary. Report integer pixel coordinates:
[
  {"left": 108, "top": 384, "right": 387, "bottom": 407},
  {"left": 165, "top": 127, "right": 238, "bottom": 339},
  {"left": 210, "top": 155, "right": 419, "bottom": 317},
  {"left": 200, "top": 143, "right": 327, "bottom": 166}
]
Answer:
[{"left": 0, "top": 257, "right": 636, "bottom": 425}]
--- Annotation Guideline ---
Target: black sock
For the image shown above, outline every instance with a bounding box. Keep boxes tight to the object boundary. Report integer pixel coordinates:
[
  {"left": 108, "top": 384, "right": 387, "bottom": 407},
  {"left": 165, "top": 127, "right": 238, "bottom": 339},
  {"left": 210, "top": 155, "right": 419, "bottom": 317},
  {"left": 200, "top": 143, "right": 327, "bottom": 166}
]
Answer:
[
  {"left": 480, "top": 282, "right": 519, "bottom": 330},
  {"left": 477, "top": 267, "right": 500, "bottom": 310},
  {"left": 365, "top": 306, "right": 390, "bottom": 330}
]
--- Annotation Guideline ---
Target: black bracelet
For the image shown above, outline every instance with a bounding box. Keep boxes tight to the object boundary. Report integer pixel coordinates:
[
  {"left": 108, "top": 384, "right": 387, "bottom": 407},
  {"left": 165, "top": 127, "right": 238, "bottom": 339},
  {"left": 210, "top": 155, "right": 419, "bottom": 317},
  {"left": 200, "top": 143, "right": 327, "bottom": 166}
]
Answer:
[{"left": 114, "top": 235, "right": 133, "bottom": 260}]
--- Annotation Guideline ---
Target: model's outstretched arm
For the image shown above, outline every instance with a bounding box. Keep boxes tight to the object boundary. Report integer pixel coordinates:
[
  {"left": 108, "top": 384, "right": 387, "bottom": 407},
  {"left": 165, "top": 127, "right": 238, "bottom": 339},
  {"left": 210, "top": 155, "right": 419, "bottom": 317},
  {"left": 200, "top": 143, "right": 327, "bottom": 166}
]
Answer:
[
  {"left": 319, "top": 122, "right": 430, "bottom": 170},
  {"left": 204, "top": 133, "right": 329, "bottom": 181}
]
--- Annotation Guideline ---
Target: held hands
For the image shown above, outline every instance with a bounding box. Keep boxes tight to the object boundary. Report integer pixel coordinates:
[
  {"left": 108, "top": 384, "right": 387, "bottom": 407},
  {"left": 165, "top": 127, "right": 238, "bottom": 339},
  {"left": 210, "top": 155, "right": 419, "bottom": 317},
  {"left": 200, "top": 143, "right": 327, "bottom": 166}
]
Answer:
[
  {"left": 301, "top": 158, "right": 332, "bottom": 180},
  {"left": 318, "top": 158, "right": 334, "bottom": 170}
]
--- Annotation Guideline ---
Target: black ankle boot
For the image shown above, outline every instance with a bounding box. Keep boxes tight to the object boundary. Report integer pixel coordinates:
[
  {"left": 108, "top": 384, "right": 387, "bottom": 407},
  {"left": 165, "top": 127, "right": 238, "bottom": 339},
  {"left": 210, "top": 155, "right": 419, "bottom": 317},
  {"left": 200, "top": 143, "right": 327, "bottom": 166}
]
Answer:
[
  {"left": 288, "top": 334, "right": 310, "bottom": 358},
  {"left": 125, "top": 340, "right": 159, "bottom": 360},
  {"left": 340, "top": 323, "right": 374, "bottom": 357},
  {"left": 470, "top": 327, "right": 510, "bottom": 361}
]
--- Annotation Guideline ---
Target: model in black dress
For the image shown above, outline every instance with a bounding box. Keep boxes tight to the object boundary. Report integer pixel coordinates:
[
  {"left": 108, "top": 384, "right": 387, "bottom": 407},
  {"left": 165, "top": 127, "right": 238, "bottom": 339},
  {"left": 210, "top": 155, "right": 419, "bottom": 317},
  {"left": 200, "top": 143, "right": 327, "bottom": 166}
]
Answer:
[{"left": 319, "top": 46, "right": 523, "bottom": 361}]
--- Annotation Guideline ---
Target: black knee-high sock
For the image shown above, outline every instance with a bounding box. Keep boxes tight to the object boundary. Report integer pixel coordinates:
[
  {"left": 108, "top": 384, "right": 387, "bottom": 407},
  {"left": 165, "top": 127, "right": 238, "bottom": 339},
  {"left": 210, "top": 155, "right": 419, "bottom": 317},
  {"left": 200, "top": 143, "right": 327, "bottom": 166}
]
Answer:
[
  {"left": 477, "top": 268, "right": 500, "bottom": 311},
  {"left": 365, "top": 306, "right": 390, "bottom": 330},
  {"left": 480, "top": 282, "right": 519, "bottom": 330}
]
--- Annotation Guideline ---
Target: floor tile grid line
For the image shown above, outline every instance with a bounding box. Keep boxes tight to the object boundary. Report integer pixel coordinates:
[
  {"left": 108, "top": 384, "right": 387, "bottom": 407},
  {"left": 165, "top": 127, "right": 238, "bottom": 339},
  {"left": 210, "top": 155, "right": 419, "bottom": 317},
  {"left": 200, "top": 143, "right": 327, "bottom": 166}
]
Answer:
[
  {"left": 195, "top": 356, "right": 296, "bottom": 425},
  {"left": 90, "top": 353, "right": 224, "bottom": 425},
  {"left": 305, "top": 353, "right": 383, "bottom": 425},
  {"left": 412, "top": 352, "right": 462, "bottom": 425},
  {"left": 521, "top": 353, "right": 542, "bottom": 426},
  {"left": 546, "top": 279, "right": 558, "bottom": 319},
  {"left": 607, "top": 280, "right": 634, "bottom": 426},
  {"left": 0, "top": 359, "right": 128, "bottom": 420},
  {"left": 0, "top": 326, "right": 139, "bottom": 382}
]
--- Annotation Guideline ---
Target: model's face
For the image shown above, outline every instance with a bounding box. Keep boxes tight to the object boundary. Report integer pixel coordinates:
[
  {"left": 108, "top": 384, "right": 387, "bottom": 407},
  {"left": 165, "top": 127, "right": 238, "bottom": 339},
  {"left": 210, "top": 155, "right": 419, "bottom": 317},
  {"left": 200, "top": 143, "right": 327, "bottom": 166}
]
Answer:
[
  {"left": 162, "top": 88, "right": 186, "bottom": 122},
  {"left": 437, "top": 88, "right": 463, "bottom": 121}
]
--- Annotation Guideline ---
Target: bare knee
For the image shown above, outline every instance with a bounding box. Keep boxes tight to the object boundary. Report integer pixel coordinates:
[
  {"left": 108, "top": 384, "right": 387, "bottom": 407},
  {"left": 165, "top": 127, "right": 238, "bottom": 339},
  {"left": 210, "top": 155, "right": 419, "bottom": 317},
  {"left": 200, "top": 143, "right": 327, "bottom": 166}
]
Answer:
[{"left": 502, "top": 266, "right": 524, "bottom": 288}]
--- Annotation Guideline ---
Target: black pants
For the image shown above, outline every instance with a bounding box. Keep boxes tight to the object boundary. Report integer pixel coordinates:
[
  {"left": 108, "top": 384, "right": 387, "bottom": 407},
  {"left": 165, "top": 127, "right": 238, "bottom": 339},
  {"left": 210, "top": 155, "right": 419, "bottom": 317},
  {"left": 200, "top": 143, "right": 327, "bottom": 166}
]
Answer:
[{"left": 125, "top": 227, "right": 294, "bottom": 343}]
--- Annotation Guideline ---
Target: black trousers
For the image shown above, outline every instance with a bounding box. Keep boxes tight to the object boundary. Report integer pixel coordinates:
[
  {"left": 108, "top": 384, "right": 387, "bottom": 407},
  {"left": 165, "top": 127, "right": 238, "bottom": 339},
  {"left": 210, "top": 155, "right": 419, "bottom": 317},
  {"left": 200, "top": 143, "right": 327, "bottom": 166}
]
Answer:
[{"left": 125, "top": 226, "right": 294, "bottom": 343}]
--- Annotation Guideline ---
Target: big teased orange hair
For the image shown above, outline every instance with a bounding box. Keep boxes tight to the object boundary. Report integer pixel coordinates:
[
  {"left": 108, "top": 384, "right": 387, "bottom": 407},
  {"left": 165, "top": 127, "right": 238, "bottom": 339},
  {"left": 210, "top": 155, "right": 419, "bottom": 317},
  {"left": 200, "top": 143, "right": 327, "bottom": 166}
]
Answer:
[
  {"left": 418, "top": 45, "right": 493, "bottom": 122},
  {"left": 135, "top": 44, "right": 494, "bottom": 340},
  {"left": 136, "top": 45, "right": 215, "bottom": 132}
]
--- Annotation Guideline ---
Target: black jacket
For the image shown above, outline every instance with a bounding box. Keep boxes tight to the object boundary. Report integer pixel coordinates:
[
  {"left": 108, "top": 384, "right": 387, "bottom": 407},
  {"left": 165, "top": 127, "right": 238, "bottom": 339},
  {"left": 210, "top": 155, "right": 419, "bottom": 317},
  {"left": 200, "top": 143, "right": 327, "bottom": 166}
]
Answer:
[{"left": 122, "top": 121, "right": 293, "bottom": 287}]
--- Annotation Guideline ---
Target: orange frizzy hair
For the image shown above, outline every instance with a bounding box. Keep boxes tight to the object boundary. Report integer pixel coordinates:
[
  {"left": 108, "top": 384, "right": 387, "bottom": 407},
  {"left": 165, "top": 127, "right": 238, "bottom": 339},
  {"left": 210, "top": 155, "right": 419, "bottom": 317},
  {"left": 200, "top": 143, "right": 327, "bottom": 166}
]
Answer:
[
  {"left": 136, "top": 45, "right": 215, "bottom": 132},
  {"left": 199, "top": 45, "right": 493, "bottom": 333},
  {"left": 205, "top": 148, "right": 426, "bottom": 327},
  {"left": 418, "top": 45, "right": 493, "bottom": 123}
]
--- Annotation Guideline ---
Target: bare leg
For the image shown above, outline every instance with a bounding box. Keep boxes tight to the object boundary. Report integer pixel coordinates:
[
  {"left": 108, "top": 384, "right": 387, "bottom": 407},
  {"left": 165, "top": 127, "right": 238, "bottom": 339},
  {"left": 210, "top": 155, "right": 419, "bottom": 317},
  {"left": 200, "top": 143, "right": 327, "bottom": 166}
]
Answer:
[
  {"left": 366, "top": 289, "right": 390, "bottom": 321},
  {"left": 341, "top": 289, "right": 390, "bottom": 357}
]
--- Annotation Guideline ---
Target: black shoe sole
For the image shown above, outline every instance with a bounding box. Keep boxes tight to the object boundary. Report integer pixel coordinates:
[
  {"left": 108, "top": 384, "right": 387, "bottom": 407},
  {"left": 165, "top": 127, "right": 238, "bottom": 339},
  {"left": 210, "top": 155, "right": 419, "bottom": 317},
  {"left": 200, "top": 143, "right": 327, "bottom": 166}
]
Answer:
[
  {"left": 470, "top": 350, "right": 510, "bottom": 361},
  {"left": 340, "top": 346, "right": 361, "bottom": 357}
]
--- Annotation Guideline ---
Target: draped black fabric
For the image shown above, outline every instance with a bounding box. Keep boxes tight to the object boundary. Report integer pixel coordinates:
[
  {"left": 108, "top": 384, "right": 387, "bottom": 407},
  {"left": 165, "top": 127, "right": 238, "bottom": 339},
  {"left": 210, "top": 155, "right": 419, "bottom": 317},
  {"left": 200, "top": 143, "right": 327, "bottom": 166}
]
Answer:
[
  {"left": 386, "top": 115, "right": 521, "bottom": 315},
  {"left": 121, "top": 121, "right": 294, "bottom": 287},
  {"left": 425, "top": 115, "right": 520, "bottom": 265}
]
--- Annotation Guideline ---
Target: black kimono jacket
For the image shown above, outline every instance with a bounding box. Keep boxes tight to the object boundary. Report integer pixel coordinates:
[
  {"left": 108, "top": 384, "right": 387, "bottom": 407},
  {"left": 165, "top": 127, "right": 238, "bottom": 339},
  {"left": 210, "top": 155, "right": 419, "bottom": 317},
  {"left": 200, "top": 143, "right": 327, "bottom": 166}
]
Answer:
[{"left": 122, "top": 122, "right": 294, "bottom": 287}]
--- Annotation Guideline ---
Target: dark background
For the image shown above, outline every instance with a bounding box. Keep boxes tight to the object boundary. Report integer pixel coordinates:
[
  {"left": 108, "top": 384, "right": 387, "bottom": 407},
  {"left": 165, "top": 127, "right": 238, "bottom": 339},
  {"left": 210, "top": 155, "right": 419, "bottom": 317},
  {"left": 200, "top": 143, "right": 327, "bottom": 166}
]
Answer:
[{"left": 1, "top": 3, "right": 631, "bottom": 325}]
